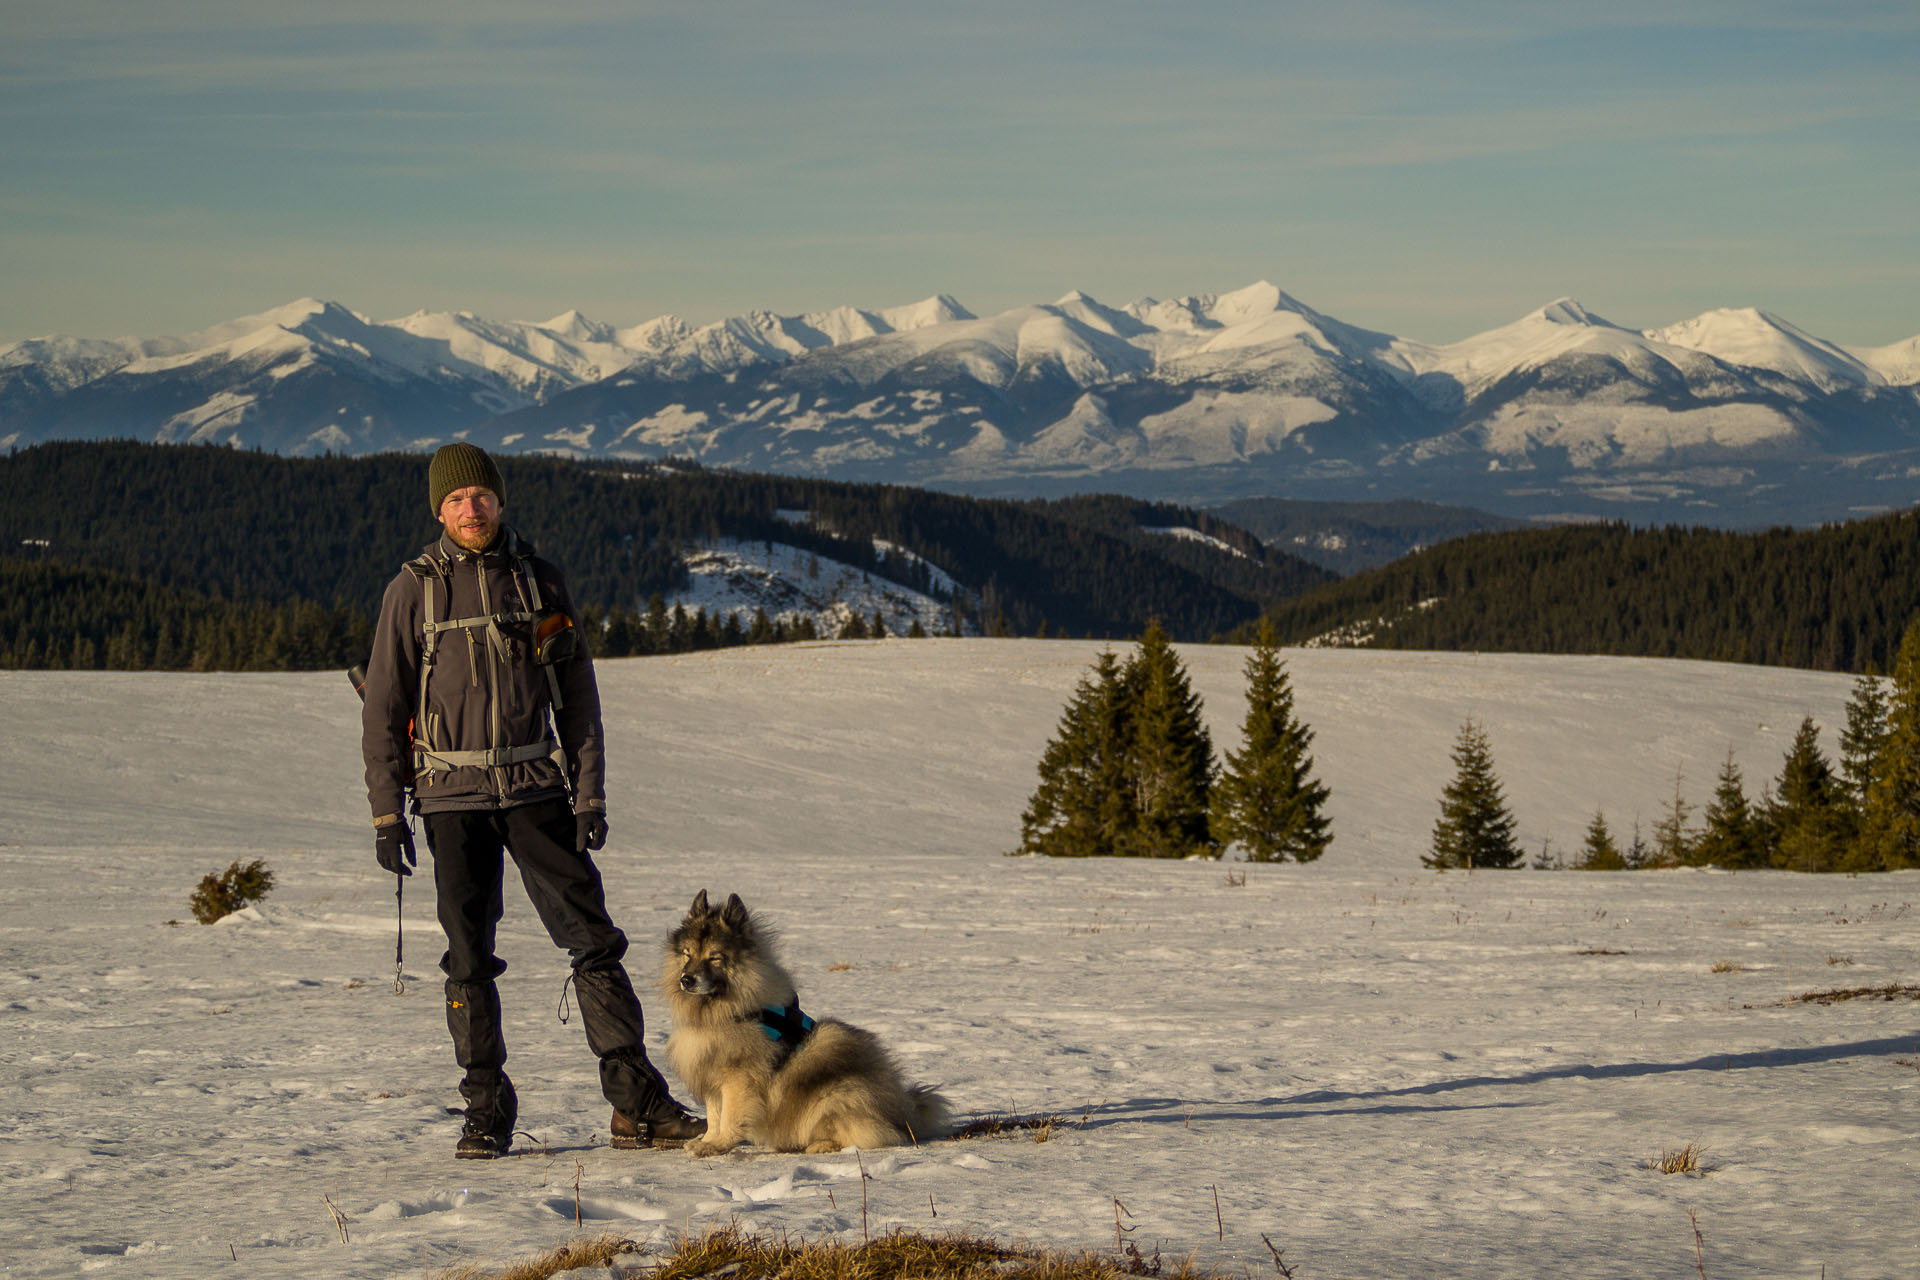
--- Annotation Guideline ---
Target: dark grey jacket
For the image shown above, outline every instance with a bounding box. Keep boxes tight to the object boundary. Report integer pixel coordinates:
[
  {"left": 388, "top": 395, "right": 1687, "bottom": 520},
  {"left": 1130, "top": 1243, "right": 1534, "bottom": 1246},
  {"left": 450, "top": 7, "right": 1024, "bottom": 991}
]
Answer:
[{"left": 361, "top": 527, "right": 606, "bottom": 822}]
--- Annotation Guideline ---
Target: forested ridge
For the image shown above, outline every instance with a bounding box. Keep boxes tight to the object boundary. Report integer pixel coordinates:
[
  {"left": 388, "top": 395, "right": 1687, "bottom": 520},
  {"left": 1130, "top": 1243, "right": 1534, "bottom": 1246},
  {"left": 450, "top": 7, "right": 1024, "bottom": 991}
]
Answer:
[
  {"left": 0, "top": 442, "right": 1329, "bottom": 670},
  {"left": 1249, "top": 515, "right": 1920, "bottom": 674}
]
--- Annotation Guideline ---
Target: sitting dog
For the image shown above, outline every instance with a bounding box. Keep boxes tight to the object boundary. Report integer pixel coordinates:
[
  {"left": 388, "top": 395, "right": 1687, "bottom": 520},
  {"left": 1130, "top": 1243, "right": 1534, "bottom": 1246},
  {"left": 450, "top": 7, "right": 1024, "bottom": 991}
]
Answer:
[{"left": 661, "top": 890, "right": 951, "bottom": 1156}]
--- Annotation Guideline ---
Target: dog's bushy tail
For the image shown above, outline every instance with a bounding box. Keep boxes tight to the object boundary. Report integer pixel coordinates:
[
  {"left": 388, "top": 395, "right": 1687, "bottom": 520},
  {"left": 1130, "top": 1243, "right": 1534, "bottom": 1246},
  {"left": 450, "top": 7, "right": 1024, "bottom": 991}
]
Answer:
[{"left": 907, "top": 1083, "right": 953, "bottom": 1143}]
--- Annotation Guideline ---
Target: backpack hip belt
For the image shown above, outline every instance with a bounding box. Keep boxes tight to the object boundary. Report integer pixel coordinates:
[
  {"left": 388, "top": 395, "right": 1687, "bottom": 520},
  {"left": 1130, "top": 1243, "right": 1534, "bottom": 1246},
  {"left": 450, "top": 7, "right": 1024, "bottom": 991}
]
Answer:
[{"left": 413, "top": 737, "right": 559, "bottom": 773}]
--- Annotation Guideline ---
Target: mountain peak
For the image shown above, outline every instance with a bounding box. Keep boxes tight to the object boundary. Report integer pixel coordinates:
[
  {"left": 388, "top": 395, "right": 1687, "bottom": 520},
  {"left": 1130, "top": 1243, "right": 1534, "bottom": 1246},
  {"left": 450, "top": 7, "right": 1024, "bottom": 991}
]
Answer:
[
  {"left": 1530, "top": 298, "right": 1606, "bottom": 327},
  {"left": 538, "top": 308, "right": 611, "bottom": 342},
  {"left": 1649, "top": 306, "right": 1871, "bottom": 387},
  {"left": 1206, "top": 281, "right": 1285, "bottom": 325},
  {"left": 880, "top": 294, "right": 974, "bottom": 330}
]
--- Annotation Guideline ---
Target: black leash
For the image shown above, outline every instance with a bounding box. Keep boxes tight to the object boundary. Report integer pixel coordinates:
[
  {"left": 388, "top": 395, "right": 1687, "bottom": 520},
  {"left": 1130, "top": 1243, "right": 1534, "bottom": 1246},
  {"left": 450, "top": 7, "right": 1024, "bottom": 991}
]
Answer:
[{"left": 394, "top": 870, "right": 406, "bottom": 996}]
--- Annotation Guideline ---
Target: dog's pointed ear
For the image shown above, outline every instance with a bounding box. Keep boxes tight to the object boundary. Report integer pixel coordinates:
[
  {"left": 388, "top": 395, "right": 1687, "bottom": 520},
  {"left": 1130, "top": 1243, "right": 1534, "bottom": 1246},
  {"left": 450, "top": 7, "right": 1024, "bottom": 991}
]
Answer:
[
  {"left": 689, "top": 889, "right": 710, "bottom": 917},
  {"left": 721, "top": 893, "right": 748, "bottom": 928}
]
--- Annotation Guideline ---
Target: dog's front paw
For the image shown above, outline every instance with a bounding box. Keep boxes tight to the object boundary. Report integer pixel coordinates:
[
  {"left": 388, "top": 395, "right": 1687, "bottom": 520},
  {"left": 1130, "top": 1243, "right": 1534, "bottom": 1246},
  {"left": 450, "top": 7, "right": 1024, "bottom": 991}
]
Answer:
[{"left": 687, "top": 1137, "right": 734, "bottom": 1158}]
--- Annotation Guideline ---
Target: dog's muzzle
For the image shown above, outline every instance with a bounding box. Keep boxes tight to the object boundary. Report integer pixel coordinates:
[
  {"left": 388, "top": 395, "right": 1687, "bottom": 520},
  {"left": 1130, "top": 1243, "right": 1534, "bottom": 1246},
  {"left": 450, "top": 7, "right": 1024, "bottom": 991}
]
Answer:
[{"left": 679, "top": 969, "right": 721, "bottom": 996}]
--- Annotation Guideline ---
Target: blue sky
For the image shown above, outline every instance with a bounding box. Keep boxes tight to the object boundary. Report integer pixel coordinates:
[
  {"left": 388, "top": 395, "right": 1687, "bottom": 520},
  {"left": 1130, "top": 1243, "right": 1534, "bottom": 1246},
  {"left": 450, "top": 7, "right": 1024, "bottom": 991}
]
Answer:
[{"left": 3, "top": 1, "right": 1916, "bottom": 346}]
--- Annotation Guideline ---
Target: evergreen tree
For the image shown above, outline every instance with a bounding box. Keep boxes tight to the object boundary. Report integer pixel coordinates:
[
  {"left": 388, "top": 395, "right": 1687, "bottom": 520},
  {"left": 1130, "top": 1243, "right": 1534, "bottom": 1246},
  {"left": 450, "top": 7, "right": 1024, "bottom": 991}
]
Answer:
[
  {"left": 1693, "top": 750, "right": 1762, "bottom": 868},
  {"left": 646, "top": 593, "right": 670, "bottom": 650},
  {"left": 1572, "top": 810, "right": 1627, "bottom": 870},
  {"left": 1425, "top": 718, "right": 1522, "bottom": 870},
  {"left": 1623, "top": 820, "right": 1651, "bottom": 870},
  {"left": 1209, "top": 620, "right": 1331, "bottom": 863},
  {"left": 1118, "top": 621, "right": 1219, "bottom": 859},
  {"left": 1839, "top": 671, "right": 1890, "bottom": 815},
  {"left": 1769, "top": 716, "right": 1846, "bottom": 872},
  {"left": 1018, "top": 651, "right": 1137, "bottom": 857},
  {"left": 1647, "top": 768, "right": 1695, "bottom": 868},
  {"left": 1861, "top": 617, "right": 1920, "bottom": 870}
]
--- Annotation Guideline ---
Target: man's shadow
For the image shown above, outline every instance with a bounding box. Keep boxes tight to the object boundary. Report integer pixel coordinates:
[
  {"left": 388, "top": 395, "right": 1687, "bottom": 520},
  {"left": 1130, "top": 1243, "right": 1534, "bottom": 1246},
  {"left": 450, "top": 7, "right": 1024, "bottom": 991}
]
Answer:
[{"left": 1070, "top": 1032, "right": 1920, "bottom": 1128}]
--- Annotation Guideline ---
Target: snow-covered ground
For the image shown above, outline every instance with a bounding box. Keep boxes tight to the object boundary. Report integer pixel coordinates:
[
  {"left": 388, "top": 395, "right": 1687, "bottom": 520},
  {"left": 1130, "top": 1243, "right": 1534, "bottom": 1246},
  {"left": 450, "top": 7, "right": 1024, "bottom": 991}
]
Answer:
[{"left": 1, "top": 641, "right": 1914, "bottom": 1280}]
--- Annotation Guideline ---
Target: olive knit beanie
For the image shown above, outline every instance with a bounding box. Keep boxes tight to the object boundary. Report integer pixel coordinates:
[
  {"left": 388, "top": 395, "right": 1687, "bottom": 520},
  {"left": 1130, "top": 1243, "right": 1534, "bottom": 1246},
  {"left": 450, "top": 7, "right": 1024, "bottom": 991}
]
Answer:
[{"left": 428, "top": 442, "right": 504, "bottom": 515}]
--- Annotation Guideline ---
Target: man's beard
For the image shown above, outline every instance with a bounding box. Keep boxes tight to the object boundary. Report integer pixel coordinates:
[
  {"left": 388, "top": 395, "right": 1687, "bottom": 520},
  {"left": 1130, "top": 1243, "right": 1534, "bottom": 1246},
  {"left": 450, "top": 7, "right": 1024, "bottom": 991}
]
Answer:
[{"left": 452, "top": 522, "right": 498, "bottom": 550}]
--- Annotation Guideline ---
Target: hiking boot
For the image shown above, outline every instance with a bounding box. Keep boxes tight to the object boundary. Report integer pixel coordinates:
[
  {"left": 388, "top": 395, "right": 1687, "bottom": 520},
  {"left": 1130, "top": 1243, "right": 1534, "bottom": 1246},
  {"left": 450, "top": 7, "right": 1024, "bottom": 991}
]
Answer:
[
  {"left": 455, "top": 1117, "right": 512, "bottom": 1160},
  {"left": 611, "top": 1106, "right": 706, "bottom": 1149}
]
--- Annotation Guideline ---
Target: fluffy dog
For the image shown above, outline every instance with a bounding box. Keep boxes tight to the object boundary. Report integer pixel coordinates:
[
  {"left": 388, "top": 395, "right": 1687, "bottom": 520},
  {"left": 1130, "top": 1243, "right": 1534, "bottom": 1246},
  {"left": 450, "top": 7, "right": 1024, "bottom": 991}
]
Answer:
[{"left": 661, "top": 890, "right": 951, "bottom": 1157}]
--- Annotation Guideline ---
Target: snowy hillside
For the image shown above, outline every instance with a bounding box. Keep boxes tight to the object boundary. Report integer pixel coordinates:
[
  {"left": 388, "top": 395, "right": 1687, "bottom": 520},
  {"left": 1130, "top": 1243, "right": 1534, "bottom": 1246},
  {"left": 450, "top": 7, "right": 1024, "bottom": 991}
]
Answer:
[
  {"left": 7, "top": 286, "right": 1920, "bottom": 525},
  {"left": 674, "top": 537, "right": 967, "bottom": 638},
  {"left": 3, "top": 642, "right": 1915, "bottom": 1280}
]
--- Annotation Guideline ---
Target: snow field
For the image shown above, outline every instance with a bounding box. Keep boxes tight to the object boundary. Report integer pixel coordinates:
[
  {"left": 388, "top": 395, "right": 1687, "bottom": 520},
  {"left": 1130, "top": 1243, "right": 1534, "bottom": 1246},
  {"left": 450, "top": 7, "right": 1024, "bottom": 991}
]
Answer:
[{"left": 0, "top": 640, "right": 1914, "bottom": 1279}]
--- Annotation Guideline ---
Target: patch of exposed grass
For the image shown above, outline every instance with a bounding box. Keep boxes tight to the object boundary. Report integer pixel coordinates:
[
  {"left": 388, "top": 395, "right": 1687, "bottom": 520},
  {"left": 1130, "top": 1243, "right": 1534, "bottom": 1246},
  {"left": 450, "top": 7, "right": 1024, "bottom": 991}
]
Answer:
[
  {"left": 438, "top": 1228, "right": 1233, "bottom": 1280},
  {"left": 1574, "top": 947, "right": 1627, "bottom": 956},
  {"left": 1648, "top": 1143, "right": 1711, "bottom": 1176},
  {"left": 1826, "top": 954, "right": 1854, "bottom": 966},
  {"left": 434, "top": 1233, "right": 641, "bottom": 1280},
  {"left": 1786, "top": 983, "right": 1920, "bottom": 1005},
  {"left": 953, "top": 1111, "right": 1063, "bottom": 1143},
  {"left": 1709, "top": 962, "right": 1747, "bottom": 974}
]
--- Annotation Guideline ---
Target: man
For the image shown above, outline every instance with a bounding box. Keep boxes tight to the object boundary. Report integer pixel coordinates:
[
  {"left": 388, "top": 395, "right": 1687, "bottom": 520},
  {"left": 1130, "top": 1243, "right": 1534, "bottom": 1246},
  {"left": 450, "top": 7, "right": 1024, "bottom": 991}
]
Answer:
[{"left": 360, "top": 442, "right": 703, "bottom": 1159}]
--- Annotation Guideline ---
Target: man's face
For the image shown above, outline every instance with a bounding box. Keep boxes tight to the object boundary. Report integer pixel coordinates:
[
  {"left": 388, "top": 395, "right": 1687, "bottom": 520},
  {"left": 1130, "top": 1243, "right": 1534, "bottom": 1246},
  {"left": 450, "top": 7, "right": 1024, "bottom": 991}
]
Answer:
[{"left": 439, "top": 485, "right": 502, "bottom": 551}]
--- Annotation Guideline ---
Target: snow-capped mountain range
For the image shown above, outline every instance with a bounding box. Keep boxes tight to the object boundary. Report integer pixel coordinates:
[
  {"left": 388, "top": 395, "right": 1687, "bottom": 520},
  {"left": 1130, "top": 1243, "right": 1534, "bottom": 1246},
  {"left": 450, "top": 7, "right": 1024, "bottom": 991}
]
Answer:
[{"left": 7, "top": 284, "right": 1919, "bottom": 524}]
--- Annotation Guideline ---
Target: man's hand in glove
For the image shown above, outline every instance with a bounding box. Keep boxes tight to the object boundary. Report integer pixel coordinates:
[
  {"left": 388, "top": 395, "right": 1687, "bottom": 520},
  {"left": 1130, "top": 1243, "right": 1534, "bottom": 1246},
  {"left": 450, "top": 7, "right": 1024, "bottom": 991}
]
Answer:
[
  {"left": 375, "top": 819, "right": 416, "bottom": 876},
  {"left": 576, "top": 810, "right": 608, "bottom": 853}
]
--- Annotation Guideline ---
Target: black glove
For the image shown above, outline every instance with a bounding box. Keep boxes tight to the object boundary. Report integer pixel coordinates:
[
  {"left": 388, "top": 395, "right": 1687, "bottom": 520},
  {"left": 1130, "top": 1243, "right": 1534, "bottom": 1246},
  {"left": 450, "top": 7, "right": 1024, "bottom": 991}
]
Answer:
[
  {"left": 375, "top": 822, "right": 417, "bottom": 876},
  {"left": 576, "top": 810, "right": 608, "bottom": 853}
]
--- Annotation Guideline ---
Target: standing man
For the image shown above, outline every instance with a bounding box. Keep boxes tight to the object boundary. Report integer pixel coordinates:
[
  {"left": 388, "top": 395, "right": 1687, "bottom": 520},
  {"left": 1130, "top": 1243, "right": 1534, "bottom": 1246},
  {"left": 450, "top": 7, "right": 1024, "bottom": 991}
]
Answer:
[{"left": 361, "top": 442, "right": 703, "bottom": 1159}]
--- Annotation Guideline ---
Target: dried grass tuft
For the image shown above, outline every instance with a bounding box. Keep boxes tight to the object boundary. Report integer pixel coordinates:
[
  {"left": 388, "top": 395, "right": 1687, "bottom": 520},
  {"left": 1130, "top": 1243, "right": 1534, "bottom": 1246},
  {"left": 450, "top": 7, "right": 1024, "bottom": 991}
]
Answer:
[
  {"left": 1787, "top": 983, "right": 1920, "bottom": 1005},
  {"left": 953, "top": 1111, "right": 1063, "bottom": 1143},
  {"left": 434, "top": 1232, "right": 641, "bottom": 1280},
  {"left": 1649, "top": 1142, "right": 1711, "bottom": 1176},
  {"left": 440, "top": 1226, "right": 1232, "bottom": 1280}
]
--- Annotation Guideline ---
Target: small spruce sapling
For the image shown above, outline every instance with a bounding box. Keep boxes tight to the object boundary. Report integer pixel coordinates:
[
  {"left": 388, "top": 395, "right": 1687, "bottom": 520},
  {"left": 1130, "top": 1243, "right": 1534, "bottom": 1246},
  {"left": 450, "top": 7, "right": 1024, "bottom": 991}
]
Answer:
[
  {"left": 1694, "top": 750, "right": 1762, "bottom": 868},
  {"left": 1648, "top": 768, "right": 1695, "bottom": 868},
  {"left": 1425, "top": 718, "right": 1522, "bottom": 870},
  {"left": 1840, "top": 671, "right": 1890, "bottom": 817},
  {"left": 189, "top": 858, "right": 276, "bottom": 924},
  {"left": 1119, "top": 621, "right": 1219, "bottom": 859},
  {"left": 1573, "top": 810, "right": 1627, "bottom": 871},
  {"left": 1861, "top": 616, "right": 1920, "bottom": 870},
  {"left": 1018, "top": 652, "right": 1137, "bottom": 857},
  {"left": 1209, "top": 620, "right": 1332, "bottom": 863},
  {"left": 1770, "top": 716, "right": 1847, "bottom": 872}
]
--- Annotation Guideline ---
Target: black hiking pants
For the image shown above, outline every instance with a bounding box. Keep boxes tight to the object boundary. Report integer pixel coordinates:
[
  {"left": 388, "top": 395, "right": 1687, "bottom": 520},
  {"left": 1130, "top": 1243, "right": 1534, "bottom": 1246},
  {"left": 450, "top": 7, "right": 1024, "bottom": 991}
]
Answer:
[{"left": 424, "top": 797, "right": 677, "bottom": 1129}]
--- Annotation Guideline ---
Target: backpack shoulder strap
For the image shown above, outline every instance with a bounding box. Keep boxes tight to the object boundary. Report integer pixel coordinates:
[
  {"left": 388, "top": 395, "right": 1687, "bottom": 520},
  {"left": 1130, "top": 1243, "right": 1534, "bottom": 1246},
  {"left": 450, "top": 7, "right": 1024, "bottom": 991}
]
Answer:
[{"left": 404, "top": 550, "right": 451, "bottom": 748}]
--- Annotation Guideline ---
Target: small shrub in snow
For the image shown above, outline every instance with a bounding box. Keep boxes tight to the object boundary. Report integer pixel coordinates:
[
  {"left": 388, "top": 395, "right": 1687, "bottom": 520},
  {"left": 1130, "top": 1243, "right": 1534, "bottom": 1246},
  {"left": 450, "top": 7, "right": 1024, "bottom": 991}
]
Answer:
[{"left": 188, "top": 858, "right": 275, "bottom": 924}]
